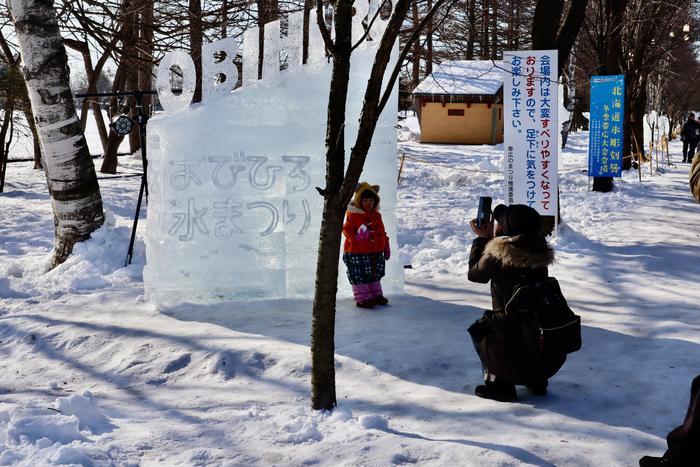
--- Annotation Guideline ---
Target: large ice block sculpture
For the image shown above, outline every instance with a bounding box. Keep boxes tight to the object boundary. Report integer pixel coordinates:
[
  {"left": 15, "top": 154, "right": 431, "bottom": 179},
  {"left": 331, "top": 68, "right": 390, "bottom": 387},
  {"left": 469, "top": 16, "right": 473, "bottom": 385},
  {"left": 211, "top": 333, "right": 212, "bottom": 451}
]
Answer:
[{"left": 144, "top": 2, "right": 403, "bottom": 305}]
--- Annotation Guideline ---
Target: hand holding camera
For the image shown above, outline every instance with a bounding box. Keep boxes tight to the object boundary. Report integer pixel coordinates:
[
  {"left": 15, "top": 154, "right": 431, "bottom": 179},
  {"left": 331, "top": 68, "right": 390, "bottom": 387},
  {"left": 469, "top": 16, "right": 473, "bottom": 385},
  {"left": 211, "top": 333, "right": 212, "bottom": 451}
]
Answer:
[{"left": 471, "top": 196, "right": 493, "bottom": 238}]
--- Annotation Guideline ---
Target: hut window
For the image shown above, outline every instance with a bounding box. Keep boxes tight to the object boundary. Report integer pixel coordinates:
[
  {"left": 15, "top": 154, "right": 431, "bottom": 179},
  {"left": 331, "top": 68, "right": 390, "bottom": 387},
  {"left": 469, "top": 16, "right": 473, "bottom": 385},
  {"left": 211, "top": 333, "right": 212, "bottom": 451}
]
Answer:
[{"left": 448, "top": 109, "right": 465, "bottom": 116}]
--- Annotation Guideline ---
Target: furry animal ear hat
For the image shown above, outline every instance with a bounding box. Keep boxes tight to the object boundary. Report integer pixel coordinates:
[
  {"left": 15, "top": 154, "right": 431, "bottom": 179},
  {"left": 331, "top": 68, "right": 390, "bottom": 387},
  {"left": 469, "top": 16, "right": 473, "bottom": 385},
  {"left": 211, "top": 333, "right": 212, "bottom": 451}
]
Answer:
[
  {"left": 493, "top": 204, "right": 542, "bottom": 237},
  {"left": 353, "top": 182, "right": 380, "bottom": 209}
]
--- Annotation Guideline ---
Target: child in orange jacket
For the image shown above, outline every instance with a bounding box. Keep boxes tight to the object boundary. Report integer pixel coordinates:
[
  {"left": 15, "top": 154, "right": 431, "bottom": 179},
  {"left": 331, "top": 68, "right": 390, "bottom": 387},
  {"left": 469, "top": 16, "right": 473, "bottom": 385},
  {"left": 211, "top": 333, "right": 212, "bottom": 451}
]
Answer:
[{"left": 342, "top": 182, "right": 391, "bottom": 308}]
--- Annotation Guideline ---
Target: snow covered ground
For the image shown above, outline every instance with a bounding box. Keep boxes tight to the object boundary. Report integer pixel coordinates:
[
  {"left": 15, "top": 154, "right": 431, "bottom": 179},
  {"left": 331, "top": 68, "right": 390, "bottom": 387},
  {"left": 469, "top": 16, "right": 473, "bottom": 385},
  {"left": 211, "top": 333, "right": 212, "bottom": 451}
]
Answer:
[{"left": 1, "top": 115, "right": 699, "bottom": 466}]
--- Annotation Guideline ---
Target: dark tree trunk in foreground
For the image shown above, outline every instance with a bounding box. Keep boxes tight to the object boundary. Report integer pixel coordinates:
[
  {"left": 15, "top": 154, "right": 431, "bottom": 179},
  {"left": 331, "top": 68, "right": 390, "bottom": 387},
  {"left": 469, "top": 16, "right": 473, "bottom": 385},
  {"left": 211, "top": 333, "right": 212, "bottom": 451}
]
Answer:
[
  {"left": 189, "top": 0, "right": 203, "bottom": 103},
  {"left": 311, "top": 0, "right": 353, "bottom": 411},
  {"left": 9, "top": 0, "right": 105, "bottom": 267},
  {"left": 311, "top": 0, "right": 447, "bottom": 410}
]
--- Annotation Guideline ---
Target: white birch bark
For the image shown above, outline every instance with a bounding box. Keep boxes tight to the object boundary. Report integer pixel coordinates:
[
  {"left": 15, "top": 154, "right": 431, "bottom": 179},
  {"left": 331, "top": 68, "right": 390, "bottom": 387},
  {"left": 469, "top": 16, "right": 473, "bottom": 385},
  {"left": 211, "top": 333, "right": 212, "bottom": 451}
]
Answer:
[{"left": 8, "top": 0, "right": 104, "bottom": 267}]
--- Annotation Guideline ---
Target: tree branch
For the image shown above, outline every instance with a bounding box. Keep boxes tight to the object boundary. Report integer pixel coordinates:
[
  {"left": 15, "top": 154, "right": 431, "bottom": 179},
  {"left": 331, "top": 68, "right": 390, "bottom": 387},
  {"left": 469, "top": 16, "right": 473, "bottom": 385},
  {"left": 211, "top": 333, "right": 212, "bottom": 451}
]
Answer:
[
  {"left": 351, "top": 0, "right": 390, "bottom": 52},
  {"left": 316, "top": 0, "right": 335, "bottom": 56},
  {"left": 376, "top": 0, "right": 454, "bottom": 117}
]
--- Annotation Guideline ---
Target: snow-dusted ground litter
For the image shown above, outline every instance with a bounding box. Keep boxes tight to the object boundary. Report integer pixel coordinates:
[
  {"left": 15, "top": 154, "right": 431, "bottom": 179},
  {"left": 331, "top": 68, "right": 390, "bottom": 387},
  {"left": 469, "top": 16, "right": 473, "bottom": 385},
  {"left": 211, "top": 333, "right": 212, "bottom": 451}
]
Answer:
[{"left": 1, "top": 115, "right": 700, "bottom": 465}]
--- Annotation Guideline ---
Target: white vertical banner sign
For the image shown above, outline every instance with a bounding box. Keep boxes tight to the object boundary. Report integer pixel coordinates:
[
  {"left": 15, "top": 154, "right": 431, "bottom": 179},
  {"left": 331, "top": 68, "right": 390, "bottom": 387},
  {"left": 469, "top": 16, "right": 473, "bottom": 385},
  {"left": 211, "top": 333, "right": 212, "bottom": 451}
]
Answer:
[{"left": 503, "top": 50, "right": 558, "bottom": 216}]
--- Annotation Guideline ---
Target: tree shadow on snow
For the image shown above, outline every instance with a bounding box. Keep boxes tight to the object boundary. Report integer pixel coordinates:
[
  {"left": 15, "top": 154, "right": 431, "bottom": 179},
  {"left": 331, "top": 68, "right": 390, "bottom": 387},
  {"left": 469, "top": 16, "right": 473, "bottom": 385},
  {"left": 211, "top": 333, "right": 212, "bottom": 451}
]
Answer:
[
  {"left": 161, "top": 286, "right": 700, "bottom": 441},
  {"left": 161, "top": 294, "right": 485, "bottom": 395},
  {"left": 527, "top": 325, "right": 700, "bottom": 439}
]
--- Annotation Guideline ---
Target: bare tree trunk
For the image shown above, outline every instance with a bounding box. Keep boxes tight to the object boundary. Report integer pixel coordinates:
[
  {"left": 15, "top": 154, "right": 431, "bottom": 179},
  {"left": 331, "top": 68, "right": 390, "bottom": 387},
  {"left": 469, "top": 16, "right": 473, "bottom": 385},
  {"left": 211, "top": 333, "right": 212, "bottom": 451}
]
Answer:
[
  {"left": 481, "top": 0, "right": 490, "bottom": 59},
  {"left": 100, "top": 65, "right": 127, "bottom": 173},
  {"left": 630, "top": 78, "right": 647, "bottom": 161},
  {"left": 256, "top": 0, "right": 279, "bottom": 79},
  {"left": 1, "top": 30, "right": 43, "bottom": 170},
  {"left": 532, "top": 0, "right": 563, "bottom": 50},
  {"left": 311, "top": 0, "right": 442, "bottom": 411},
  {"left": 491, "top": 0, "right": 498, "bottom": 59},
  {"left": 9, "top": 0, "right": 105, "bottom": 267},
  {"left": 411, "top": 1, "right": 421, "bottom": 85},
  {"left": 0, "top": 96, "right": 14, "bottom": 192},
  {"left": 189, "top": 0, "right": 203, "bottom": 103},
  {"left": 303, "top": 0, "right": 313, "bottom": 64},
  {"left": 0, "top": 33, "right": 19, "bottom": 182},
  {"left": 426, "top": 0, "right": 433, "bottom": 75},
  {"left": 140, "top": 0, "right": 155, "bottom": 110},
  {"left": 25, "top": 108, "right": 43, "bottom": 169},
  {"left": 555, "top": 0, "right": 588, "bottom": 76},
  {"left": 311, "top": 0, "right": 353, "bottom": 412},
  {"left": 506, "top": 0, "right": 513, "bottom": 49},
  {"left": 514, "top": 1, "right": 520, "bottom": 50},
  {"left": 221, "top": 0, "right": 229, "bottom": 37},
  {"left": 467, "top": 0, "right": 476, "bottom": 59},
  {"left": 64, "top": 39, "right": 110, "bottom": 153}
]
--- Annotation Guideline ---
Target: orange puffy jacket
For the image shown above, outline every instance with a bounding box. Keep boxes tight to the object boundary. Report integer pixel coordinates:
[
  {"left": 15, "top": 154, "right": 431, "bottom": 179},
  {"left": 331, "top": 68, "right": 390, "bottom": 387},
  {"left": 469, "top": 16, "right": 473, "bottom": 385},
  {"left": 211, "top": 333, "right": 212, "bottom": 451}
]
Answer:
[{"left": 343, "top": 206, "right": 388, "bottom": 254}]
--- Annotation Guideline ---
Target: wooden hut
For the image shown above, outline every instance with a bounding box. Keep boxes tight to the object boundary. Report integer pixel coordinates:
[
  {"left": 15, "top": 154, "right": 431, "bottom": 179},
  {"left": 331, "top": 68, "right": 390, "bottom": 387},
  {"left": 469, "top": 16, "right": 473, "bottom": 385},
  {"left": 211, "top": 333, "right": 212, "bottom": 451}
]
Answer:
[{"left": 413, "top": 60, "right": 504, "bottom": 145}]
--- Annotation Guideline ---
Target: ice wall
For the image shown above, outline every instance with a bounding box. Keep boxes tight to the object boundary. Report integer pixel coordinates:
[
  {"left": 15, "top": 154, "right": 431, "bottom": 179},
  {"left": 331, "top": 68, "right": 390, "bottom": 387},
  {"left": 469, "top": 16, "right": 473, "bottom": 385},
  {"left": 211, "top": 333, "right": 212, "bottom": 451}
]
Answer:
[{"left": 144, "top": 5, "right": 402, "bottom": 305}]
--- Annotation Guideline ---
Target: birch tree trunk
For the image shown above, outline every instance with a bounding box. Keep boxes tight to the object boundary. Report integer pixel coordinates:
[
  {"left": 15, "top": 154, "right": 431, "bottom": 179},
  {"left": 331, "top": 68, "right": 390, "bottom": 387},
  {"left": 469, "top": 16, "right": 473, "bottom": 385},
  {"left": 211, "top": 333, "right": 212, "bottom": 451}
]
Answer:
[{"left": 9, "top": 0, "right": 105, "bottom": 267}]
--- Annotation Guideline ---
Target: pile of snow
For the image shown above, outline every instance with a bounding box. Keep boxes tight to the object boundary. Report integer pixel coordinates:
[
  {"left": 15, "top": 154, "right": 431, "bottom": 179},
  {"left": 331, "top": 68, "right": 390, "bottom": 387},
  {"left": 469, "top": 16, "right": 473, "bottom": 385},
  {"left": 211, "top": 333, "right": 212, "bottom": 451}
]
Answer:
[{"left": 0, "top": 393, "right": 123, "bottom": 466}]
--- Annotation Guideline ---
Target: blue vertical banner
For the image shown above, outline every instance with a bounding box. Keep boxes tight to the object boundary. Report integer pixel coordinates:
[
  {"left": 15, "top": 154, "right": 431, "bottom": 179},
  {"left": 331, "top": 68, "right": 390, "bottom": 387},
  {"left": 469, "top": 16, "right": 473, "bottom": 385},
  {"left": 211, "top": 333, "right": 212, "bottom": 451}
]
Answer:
[{"left": 588, "top": 75, "right": 625, "bottom": 177}]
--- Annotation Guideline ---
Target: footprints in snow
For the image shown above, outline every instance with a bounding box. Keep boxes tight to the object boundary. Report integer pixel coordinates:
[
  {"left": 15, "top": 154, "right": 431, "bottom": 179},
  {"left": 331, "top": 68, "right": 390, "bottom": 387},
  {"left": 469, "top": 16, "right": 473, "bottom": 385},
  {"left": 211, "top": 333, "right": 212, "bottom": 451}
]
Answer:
[
  {"left": 212, "top": 351, "right": 276, "bottom": 380},
  {"left": 163, "top": 353, "right": 192, "bottom": 374},
  {"left": 144, "top": 350, "right": 276, "bottom": 384}
]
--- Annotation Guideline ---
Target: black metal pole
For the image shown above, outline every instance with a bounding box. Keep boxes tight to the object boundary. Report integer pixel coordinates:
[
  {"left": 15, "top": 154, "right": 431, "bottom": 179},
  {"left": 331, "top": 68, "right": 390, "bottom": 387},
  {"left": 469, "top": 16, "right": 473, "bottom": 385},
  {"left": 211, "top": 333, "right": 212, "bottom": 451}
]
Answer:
[
  {"left": 124, "top": 91, "right": 152, "bottom": 265},
  {"left": 75, "top": 90, "right": 156, "bottom": 266},
  {"left": 125, "top": 176, "right": 146, "bottom": 266},
  {"left": 133, "top": 93, "right": 149, "bottom": 198}
]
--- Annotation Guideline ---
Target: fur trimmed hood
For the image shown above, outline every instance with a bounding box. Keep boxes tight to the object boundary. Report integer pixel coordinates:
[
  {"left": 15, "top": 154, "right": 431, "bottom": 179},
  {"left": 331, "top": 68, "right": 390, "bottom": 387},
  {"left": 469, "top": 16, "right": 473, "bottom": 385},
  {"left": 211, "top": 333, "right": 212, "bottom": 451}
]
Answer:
[
  {"left": 346, "top": 204, "right": 366, "bottom": 214},
  {"left": 351, "top": 182, "right": 381, "bottom": 211},
  {"left": 483, "top": 235, "right": 555, "bottom": 269}
]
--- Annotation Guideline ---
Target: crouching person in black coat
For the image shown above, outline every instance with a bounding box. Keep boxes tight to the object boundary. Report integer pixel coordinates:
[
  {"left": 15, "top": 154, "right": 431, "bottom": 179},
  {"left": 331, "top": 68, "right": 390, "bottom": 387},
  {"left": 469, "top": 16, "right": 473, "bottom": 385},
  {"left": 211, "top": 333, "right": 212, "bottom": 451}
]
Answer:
[{"left": 467, "top": 204, "right": 558, "bottom": 402}]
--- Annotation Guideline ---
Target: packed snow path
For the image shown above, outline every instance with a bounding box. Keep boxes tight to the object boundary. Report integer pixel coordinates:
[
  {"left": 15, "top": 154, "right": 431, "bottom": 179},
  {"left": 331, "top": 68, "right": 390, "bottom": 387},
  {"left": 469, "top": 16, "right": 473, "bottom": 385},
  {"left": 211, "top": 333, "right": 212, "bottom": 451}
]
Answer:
[{"left": 1, "top": 122, "right": 699, "bottom": 465}]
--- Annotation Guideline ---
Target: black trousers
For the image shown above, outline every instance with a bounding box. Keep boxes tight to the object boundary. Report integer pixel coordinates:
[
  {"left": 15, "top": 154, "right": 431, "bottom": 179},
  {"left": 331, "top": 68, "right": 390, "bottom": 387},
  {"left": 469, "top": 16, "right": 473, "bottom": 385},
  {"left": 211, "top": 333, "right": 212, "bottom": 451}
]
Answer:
[
  {"left": 664, "top": 375, "right": 700, "bottom": 465},
  {"left": 683, "top": 141, "right": 697, "bottom": 162}
]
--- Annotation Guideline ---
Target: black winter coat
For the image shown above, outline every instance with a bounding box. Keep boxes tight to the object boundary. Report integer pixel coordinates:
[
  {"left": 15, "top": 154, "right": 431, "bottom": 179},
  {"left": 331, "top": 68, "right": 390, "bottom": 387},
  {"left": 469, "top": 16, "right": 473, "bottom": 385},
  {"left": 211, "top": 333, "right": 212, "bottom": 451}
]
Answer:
[
  {"left": 468, "top": 235, "right": 554, "bottom": 312},
  {"left": 682, "top": 119, "right": 700, "bottom": 143}
]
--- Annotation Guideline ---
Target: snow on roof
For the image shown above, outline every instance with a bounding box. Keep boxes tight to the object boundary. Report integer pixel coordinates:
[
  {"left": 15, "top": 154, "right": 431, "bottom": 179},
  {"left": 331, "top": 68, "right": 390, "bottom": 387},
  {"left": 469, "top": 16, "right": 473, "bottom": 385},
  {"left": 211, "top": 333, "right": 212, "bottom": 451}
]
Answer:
[{"left": 413, "top": 60, "right": 504, "bottom": 96}]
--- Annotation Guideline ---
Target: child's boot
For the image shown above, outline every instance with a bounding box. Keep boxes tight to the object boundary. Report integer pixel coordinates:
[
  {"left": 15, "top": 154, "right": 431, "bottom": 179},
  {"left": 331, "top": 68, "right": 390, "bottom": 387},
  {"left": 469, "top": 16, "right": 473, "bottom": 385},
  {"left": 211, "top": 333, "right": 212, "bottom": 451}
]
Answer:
[
  {"left": 353, "top": 284, "right": 376, "bottom": 308},
  {"left": 369, "top": 281, "right": 389, "bottom": 305}
]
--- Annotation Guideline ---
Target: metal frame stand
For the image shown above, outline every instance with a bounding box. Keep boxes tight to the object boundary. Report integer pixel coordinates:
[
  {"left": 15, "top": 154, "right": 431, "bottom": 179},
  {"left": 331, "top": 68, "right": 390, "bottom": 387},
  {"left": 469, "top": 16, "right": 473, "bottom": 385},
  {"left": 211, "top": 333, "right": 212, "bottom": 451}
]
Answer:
[{"left": 75, "top": 90, "right": 157, "bottom": 266}]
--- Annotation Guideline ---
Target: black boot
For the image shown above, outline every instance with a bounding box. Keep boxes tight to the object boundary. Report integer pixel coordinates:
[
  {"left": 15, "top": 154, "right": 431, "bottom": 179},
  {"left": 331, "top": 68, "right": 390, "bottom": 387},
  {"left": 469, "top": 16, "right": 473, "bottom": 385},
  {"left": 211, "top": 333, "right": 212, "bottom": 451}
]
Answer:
[
  {"left": 527, "top": 380, "right": 548, "bottom": 396},
  {"left": 639, "top": 456, "right": 676, "bottom": 467},
  {"left": 374, "top": 295, "right": 389, "bottom": 306},
  {"left": 475, "top": 379, "right": 517, "bottom": 402}
]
